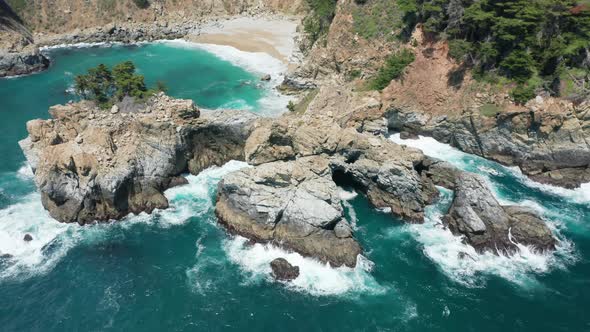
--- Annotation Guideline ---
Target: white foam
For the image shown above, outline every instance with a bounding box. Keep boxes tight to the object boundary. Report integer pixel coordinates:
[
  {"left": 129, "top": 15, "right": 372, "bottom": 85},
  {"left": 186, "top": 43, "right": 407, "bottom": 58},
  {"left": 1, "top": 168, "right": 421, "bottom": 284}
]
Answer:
[
  {"left": 16, "top": 163, "right": 34, "bottom": 180},
  {"left": 399, "top": 187, "right": 577, "bottom": 288},
  {"left": 390, "top": 133, "right": 590, "bottom": 204},
  {"left": 224, "top": 236, "right": 386, "bottom": 297},
  {"left": 0, "top": 161, "right": 249, "bottom": 280},
  {"left": 0, "top": 192, "right": 76, "bottom": 279},
  {"left": 339, "top": 189, "right": 358, "bottom": 201}
]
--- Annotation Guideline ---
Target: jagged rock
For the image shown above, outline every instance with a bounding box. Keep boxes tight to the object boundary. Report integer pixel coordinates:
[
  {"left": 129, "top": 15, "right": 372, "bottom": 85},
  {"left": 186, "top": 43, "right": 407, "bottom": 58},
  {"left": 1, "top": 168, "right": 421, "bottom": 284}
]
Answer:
[
  {"left": 19, "top": 94, "right": 258, "bottom": 224},
  {"left": 444, "top": 172, "right": 556, "bottom": 254},
  {"left": 216, "top": 156, "right": 361, "bottom": 267},
  {"left": 385, "top": 103, "right": 590, "bottom": 188},
  {"left": 270, "top": 258, "right": 300, "bottom": 281},
  {"left": 260, "top": 74, "right": 271, "bottom": 81},
  {"left": 244, "top": 116, "right": 437, "bottom": 222},
  {"left": 23, "top": 234, "right": 33, "bottom": 242},
  {"left": 0, "top": 49, "right": 50, "bottom": 77}
]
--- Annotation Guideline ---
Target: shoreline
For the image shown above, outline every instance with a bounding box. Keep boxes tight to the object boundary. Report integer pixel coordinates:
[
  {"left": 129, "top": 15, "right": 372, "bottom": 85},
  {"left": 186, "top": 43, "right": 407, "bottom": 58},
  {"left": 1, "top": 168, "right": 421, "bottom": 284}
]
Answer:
[{"left": 1, "top": 15, "right": 301, "bottom": 79}]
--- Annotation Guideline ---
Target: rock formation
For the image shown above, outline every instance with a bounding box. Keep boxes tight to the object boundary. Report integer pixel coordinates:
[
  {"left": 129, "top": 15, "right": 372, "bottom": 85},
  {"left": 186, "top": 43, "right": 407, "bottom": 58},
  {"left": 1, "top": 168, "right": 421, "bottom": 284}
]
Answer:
[
  {"left": 19, "top": 93, "right": 257, "bottom": 224},
  {"left": 270, "top": 258, "right": 300, "bottom": 281},
  {"left": 217, "top": 156, "right": 361, "bottom": 267},
  {"left": 0, "top": 48, "right": 49, "bottom": 77},
  {"left": 444, "top": 172, "right": 556, "bottom": 253},
  {"left": 215, "top": 112, "right": 442, "bottom": 267}
]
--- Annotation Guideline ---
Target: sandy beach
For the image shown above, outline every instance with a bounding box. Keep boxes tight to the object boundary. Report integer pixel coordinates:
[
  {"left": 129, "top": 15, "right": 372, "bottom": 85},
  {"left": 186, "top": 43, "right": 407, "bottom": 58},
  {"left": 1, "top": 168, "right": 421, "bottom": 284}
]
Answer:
[{"left": 188, "top": 17, "right": 300, "bottom": 66}]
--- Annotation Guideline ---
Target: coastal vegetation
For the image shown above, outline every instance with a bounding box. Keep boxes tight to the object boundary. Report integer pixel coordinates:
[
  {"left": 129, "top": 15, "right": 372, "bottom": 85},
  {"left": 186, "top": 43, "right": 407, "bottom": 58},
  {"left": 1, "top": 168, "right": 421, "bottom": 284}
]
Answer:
[
  {"left": 303, "top": 0, "right": 338, "bottom": 45},
  {"left": 370, "top": 48, "right": 416, "bottom": 90},
  {"left": 74, "top": 61, "right": 163, "bottom": 108},
  {"left": 392, "top": 0, "right": 590, "bottom": 100}
]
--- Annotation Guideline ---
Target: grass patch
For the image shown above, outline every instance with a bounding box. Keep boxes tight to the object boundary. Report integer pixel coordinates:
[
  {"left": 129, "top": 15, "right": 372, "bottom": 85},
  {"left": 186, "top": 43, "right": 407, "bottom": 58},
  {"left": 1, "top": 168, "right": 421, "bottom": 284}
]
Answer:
[
  {"left": 479, "top": 103, "right": 502, "bottom": 117},
  {"left": 290, "top": 89, "right": 320, "bottom": 114},
  {"left": 352, "top": 0, "right": 401, "bottom": 40}
]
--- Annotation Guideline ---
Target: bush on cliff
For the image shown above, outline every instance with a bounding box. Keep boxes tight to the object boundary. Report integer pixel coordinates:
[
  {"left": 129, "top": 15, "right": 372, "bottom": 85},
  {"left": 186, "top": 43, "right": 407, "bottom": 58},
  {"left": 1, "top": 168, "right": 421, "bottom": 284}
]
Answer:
[
  {"left": 370, "top": 49, "right": 416, "bottom": 90},
  {"left": 74, "top": 61, "right": 162, "bottom": 109}
]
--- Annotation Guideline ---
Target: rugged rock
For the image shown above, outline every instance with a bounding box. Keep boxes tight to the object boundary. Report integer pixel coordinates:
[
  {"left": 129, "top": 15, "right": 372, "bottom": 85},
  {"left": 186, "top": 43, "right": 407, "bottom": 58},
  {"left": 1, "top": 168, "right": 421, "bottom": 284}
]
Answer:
[
  {"left": 19, "top": 93, "right": 258, "bottom": 224},
  {"left": 215, "top": 110, "right": 445, "bottom": 265},
  {"left": 386, "top": 103, "right": 590, "bottom": 189},
  {"left": 443, "top": 172, "right": 557, "bottom": 253},
  {"left": 216, "top": 156, "right": 361, "bottom": 267},
  {"left": 0, "top": 49, "right": 49, "bottom": 77},
  {"left": 270, "top": 258, "right": 300, "bottom": 281},
  {"left": 243, "top": 115, "right": 438, "bottom": 222}
]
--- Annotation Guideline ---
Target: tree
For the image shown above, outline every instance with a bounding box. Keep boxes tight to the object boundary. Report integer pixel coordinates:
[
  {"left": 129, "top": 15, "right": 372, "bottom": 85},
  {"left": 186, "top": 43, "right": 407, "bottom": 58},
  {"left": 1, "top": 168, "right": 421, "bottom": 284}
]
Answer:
[{"left": 74, "top": 61, "right": 159, "bottom": 109}]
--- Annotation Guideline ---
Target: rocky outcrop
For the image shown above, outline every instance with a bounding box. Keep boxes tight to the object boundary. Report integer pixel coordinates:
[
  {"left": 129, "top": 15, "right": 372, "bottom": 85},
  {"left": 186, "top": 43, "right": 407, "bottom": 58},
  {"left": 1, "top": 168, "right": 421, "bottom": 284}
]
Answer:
[
  {"left": 36, "top": 22, "right": 194, "bottom": 48},
  {"left": 386, "top": 100, "right": 590, "bottom": 189},
  {"left": 444, "top": 172, "right": 556, "bottom": 253},
  {"left": 217, "top": 156, "right": 361, "bottom": 267},
  {"left": 270, "top": 258, "right": 300, "bottom": 281},
  {"left": 243, "top": 115, "right": 438, "bottom": 222},
  {"left": 0, "top": 49, "right": 49, "bottom": 77},
  {"left": 19, "top": 93, "right": 257, "bottom": 224}
]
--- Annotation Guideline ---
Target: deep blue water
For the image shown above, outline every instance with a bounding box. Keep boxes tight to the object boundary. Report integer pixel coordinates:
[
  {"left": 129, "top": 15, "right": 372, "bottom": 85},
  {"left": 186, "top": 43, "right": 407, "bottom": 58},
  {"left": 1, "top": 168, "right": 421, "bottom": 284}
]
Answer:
[{"left": 0, "top": 44, "right": 589, "bottom": 332}]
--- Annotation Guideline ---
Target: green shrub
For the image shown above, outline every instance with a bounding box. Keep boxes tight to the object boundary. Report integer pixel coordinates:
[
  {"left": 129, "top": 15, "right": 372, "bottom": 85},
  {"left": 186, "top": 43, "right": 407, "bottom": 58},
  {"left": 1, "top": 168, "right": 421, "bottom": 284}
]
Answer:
[
  {"left": 448, "top": 39, "right": 473, "bottom": 62},
  {"left": 370, "top": 49, "right": 415, "bottom": 90},
  {"left": 352, "top": 0, "right": 402, "bottom": 40},
  {"left": 479, "top": 103, "right": 501, "bottom": 117},
  {"left": 287, "top": 101, "right": 296, "bottom": 112},
  {"left": 303, "top": 0, "right": 337, "bottom": 45},
  {"left": 510, "top": 84, "right": 536, "bottom": 105}
]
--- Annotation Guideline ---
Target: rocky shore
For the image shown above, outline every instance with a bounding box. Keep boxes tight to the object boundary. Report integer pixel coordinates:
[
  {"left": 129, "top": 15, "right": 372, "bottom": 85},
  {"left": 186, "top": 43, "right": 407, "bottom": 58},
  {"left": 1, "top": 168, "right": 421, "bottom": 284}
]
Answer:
[{"left": 386, "top": 98, "right": 590, "bottom": 189}]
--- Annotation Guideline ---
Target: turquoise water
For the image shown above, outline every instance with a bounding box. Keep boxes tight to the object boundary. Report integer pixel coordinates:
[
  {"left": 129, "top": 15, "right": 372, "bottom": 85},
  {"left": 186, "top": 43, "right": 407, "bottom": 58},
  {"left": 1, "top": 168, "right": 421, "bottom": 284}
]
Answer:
[{"left": 1, "top": 45, "right": 590, "bottom": 331}]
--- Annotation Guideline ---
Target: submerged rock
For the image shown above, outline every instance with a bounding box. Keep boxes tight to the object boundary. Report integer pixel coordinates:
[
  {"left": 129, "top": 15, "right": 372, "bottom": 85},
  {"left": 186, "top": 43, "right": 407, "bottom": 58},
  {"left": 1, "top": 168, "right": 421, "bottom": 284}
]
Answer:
[
  {"left": 270, "top": 258, "right": 300, "bottom": 281},
  {"left": 19, "top": 94, "right": 258, "bottom": 224},
  {"left": 444, "top": 172, "right": 556, "bottom": 254}
]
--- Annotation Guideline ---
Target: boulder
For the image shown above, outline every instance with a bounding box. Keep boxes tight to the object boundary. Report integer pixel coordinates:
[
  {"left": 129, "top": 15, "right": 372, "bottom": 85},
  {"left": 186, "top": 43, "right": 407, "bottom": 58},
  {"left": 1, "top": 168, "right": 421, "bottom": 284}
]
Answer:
[
  {"left": 260, "top": 74, "right": 271, "bottom": 81},
  {"left": 23, "top": 234, "right": 33, "bottom": 242},
  {"left": 270, "top": 258, "right": 300, "bottom": 281},
  {"left": 444, "top": 172, "right": 556, "bottom": 253}
]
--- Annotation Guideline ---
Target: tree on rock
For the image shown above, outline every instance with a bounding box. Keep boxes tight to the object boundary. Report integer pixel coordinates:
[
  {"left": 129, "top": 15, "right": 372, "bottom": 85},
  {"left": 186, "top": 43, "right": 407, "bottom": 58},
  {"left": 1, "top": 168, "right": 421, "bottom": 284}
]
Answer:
[{"left": 74, "top": 61, "right": 158, "bottom": 109}]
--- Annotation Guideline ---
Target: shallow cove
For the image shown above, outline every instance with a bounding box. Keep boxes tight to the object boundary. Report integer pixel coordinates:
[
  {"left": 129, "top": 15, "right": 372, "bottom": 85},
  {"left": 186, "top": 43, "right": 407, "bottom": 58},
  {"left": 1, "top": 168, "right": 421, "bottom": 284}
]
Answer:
[{"left": 1, "top": 44, "right": 590, "bottom": 331}]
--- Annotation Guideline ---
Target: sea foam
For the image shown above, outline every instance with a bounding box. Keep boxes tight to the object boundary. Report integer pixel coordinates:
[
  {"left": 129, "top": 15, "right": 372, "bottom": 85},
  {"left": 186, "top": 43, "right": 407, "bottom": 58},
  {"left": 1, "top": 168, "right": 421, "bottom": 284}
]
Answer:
[
  {"left": 223, "top": 236, "right": 386, "bottom": 297},
  {"left": 390, "top": 134, "right": 580, "bottom": 287}
]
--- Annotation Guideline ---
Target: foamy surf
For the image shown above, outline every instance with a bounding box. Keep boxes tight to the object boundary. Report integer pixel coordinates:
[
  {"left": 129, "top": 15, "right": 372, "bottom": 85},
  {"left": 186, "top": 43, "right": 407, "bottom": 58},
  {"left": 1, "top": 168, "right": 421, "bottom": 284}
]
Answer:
[
  {"left": 223, "top": 236, "right": 386, "bottom": 297},
  {"left": 400, "top": 188, "right": 576, "bottom": 288},
  {"left": 390, "top": 133, "right": 590, "bottom": 204},
  {"left": 389, "top": 134, "right": 581, "bottom": 286},
  {"left": 0, "top": 192, "right": 75, "bottom": 280},
  {"left": 0, "top": 161, "right": 249, "bottom": 280}
]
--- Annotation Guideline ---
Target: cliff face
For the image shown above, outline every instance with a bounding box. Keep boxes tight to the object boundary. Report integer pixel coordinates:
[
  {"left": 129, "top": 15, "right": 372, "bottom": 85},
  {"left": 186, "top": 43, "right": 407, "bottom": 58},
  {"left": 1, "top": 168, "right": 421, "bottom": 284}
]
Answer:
[{"left": 6, "top": 0, "right": 305, "bottom": 33}]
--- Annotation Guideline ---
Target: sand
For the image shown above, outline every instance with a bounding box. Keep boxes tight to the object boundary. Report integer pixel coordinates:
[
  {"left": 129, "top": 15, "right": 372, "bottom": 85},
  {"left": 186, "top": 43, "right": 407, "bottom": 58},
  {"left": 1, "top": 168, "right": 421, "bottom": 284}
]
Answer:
[{"left": 188, "top": 17, "right": 300, "bottom": 65}]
